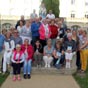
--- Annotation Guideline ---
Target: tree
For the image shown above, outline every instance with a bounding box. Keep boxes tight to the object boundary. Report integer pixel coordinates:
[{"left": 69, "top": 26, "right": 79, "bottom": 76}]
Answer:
[{"left": 43, "top": 0, "right": 60, "bottom": 17}]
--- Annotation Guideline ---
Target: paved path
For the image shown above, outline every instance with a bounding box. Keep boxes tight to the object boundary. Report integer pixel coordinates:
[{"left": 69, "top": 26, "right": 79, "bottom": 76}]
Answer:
[{"left": 1, "top": 75, "right": 80, "bottom": 88}]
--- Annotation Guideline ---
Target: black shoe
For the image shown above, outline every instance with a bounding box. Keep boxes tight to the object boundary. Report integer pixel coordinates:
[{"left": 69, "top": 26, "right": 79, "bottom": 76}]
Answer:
[
  {"left": 24, "top": 74, "right": 27, "bottom": 79},
  {"left": 28, "top": 74, "right": 31, "bottom": 79}
]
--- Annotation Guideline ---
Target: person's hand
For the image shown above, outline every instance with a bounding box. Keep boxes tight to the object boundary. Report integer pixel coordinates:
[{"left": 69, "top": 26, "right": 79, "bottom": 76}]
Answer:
[
  {"left": 47, "top": 54, "right": 50, "bottom": 57},
  {"left": 16, "top": 61, "right": 20, "bottom": 64},
  {"left": 66, "top": 50, "right": 72, "bottom": 53},
  {"left": 62, "top": 50, "right": 64, "bottom": 55},
  {"left": 55, "top": 56, "right": 58, "bottom": 59}
]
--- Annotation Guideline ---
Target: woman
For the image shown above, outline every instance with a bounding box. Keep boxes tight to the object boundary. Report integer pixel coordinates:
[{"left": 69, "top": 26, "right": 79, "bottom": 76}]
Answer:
[
  {"left": 39, "top": 19, "right": 51, "bottom": 47},
  {"left": 17, "top": 20, "right": 24, "bottom": 35},
  {"left": 11, "top": 44, "right": 24, "bottom": 81},
  {"left": 49, "top": 20, "right": 58, "bottom": 46},
  {"left": 64, "top": 33, "right": 76, "bottom": 69},
  {"left": 80, "top": 30, "right": 88, "bottom": 73},
  {"left": 72, "top": 30, "right": 81, "bottom": 71},
  {"left": 21, "top": 39, "right": 34, "bottom": 79},
  {"left": 53, "top": 41, "right": 65, "bottom": 68},
  {"left": 34, "top": 40, "right": 43, "bottom": 67},
  {"left": 43, "top": 39, "right": 54, "bottom": 68},
  {"left": 20, "top": 20, "right": 32, "bottom": 43},
  {"left": 3, "top": 31, "right": 15, "bottom": 74}
]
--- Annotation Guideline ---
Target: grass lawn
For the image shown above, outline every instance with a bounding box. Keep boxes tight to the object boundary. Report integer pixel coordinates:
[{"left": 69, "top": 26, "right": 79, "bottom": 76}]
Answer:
[
  {"left": 0, "top": 73, "right": 9, "bottom": 86},
  {"left": 73, "top": 69, "right": 88, "bottom": 88}
]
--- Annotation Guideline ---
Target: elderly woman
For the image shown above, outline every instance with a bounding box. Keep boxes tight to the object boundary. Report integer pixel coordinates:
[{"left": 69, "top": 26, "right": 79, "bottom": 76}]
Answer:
[
  {"left": 43, "top": 39, "right": 54, "bottom": 68},
  {"left": 21, "top": 39, "right": 34, "bottom": 79},
  {"left": 80, "top": 30, "right": 88, "bottom": 73},
  {"left": 63, "top": 33, "right": 76, "bottom": 69},
  {"left": 39, "top": 19, "right": 51, "bottom": 47},
  {"left": 11, "top": 44, "right": 24, "bottom": 81},
  {"left": 3, "top": 31, "right": 15, "bottom": 74},
  {"left": 20, "top": 20, "right": 32, "bottom": 43}
]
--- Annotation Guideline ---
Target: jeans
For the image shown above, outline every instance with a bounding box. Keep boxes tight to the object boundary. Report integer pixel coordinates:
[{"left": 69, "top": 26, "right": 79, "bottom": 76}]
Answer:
[{"left": 24, "top": 59, "right": 32, "bottom": 75}]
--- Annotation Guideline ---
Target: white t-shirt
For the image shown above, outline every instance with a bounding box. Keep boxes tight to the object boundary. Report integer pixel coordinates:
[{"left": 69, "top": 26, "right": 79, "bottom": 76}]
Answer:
[
  {"left": 17, "top": 26, "right": 23, "bottom": 34},
  {"left": 46, "top": 14, "right": 55, "bottom": 19}
]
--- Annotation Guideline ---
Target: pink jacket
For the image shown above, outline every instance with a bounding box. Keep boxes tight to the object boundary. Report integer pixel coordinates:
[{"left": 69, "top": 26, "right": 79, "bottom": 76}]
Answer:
[{"left": 39, "top": 24, "right": 51, "bottom": 40}]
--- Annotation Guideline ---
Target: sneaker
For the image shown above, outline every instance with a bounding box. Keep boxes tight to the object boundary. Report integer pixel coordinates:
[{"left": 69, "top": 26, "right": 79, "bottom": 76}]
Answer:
[
  {"left": 12, "top": 76, "right": 16, "bottom": 81},
  {"left": 47, "top": 64, "right": 50, "bottom": 68},
  {"left": 24, "top": 74, "right": 27, "bottom": 79},
  {"left": 28, "top": 74, "right": 31, "bottom": 79},
  {"left": 45, "top": 64, "right": 47, "bottom": 68},
  {"left": 17, "top": 76, "right": 21, "bottom": 81}
]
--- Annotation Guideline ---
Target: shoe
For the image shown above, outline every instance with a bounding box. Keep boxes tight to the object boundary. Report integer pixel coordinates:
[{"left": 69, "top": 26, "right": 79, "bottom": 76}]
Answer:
[
  {"left": 12, "top": 76, "right": 16, "bottom": 81},
  {"left": 17, "top": 76, "right": 21, "bottom": 81},
  {"left": 45, "top": 64, "right": 47, "bottom": 68},
  {"left": 28, "top": 74, "right": 31, "bottom": 79},
  {"left": 48, "top": 64, "right": 50, "bottom": 68},
  {"left": 24, "top": 74, "right": 27, "bottom": 79}
]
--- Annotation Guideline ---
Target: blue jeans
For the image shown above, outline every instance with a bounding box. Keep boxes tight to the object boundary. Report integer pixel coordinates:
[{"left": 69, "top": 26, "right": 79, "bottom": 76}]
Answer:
[{"left": 23, "top": 60, "right": 32, "bottom": 75}]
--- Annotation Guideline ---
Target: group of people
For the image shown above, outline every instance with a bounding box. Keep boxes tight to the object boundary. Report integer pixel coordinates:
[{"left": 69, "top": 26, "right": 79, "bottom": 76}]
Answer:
[{"left": 0, "top": 10, "right": 88, "bottom": 81}]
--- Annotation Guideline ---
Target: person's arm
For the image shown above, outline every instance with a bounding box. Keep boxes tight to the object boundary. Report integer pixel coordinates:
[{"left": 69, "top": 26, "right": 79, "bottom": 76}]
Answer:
[
  {"left": 53, "top": 49, "right": 58, "bottom": 58},
  {"left": 11, "top": 53, "right": 16, "bottom": 63},
  {"left": 80, "top": 41, "right": 88, "bottom": 49},
  {"left": 43, "top": 46, "right": 46, "bottom": 56},
  {"left": 10, "top": 40, "right": 15, "bottom": 51},
  {"left": 20, "top": 53, "right": 25, "bottom": 63},
  {"left": 72, "top": 41, "right": 77, "bottom": 52},
  {"left": 28, "top": 46, "right": 34, "bottom": 59}
]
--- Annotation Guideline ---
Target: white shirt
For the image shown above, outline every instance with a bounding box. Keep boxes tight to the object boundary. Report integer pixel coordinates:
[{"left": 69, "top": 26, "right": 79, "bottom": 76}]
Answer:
[
  {"left": 46, "top": 14, "right": 55, "bottom": 19},
  {"left": 17, "top": 26, "right": 23, "bottom": 34},
  {"left": 11, "top": 53, "right": 25, "bottom": 63},
  {"left": 4, "top": 39, "right": 15, "bottom": 52}
]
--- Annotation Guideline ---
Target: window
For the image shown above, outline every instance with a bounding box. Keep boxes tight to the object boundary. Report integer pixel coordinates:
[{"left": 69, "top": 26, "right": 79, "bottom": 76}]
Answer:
[
  {"left": 71, "top": 14, "right": 75, "bottom": 18},
  {"left": 85, "top": 14, "right": 88, "bottom": 18},
  {"left": 85, "top": 0, "right": 88, "bottom": 6},
  {"left": 71, "top": 0, "right": 75, "bottom": 5}
]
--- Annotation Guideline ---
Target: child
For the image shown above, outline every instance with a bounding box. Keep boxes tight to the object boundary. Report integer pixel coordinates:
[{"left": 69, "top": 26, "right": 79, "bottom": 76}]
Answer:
[{"left": 34, "top": 40, "right": 43, "bottom": 68}]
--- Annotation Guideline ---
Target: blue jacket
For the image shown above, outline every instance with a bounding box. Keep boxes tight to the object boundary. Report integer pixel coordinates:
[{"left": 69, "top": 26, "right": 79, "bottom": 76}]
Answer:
[
  {"left": 0, "top": 34, "right": 5, "bottom": 52},
  {"left": 31, "top": 22, "right": 41, "bottom": 37}
]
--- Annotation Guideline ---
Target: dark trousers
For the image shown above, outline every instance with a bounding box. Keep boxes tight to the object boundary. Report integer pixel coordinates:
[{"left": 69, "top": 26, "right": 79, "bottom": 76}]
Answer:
[
  {"left": 32, "top": 36, "right": 39, "bottom": 46},
  {"left": 53, "top": 55, "right": 65, "bottom": 66},
  {"left": 76, "top": 51, "right": 81, "bottom": 70},
  {"left": 12, "top": 63, "right": 21, "bottom": 75}
]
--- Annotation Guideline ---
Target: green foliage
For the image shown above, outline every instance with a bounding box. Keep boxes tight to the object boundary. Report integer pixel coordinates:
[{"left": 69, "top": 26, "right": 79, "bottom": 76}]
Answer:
[
  {"left": 43, "top": 0, "right": 60, "bottom": 17},
  {"left": 0, "top": 73, "right": 9, "bottom": 86},
  {"left": 73, "top": 69, "right": 88, "bottom": 88}
]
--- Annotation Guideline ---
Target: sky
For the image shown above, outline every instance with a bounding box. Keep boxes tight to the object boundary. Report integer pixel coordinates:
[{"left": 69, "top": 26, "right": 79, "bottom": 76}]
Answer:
[{"left": 0, "top": 0, "right": 41, "bottom": 16}]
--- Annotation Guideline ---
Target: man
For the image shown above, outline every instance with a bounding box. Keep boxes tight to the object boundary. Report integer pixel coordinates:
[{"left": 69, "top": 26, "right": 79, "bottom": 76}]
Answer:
[
  {"left": 30, "top": 9, "right": 38, "bottom": 19},
  {"left": 63, "top": 33, "right": 76, "bottom": 69},
  {"left": 31, "top": 18, "right": 41, "bottom": 45},
  {"left": 46, "top": 10, "right": 55, "bottom": 19},
  {"left": 15, "top": 15, "right": 25, "bottom": 29},
  {"left": 0, "top": 31, "right": 5, "bottom": 73},
  {"left": 11, "top": 30, "right": 22, "bottom": 47}
]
